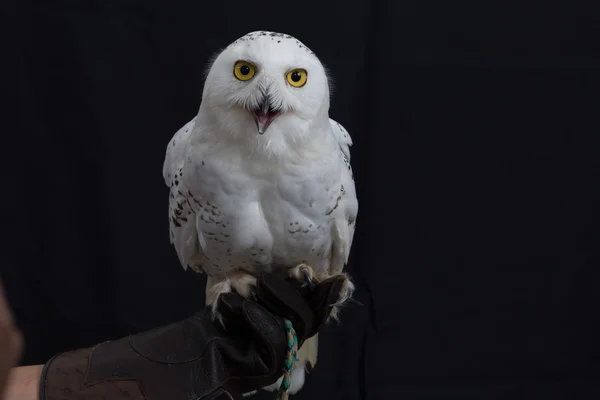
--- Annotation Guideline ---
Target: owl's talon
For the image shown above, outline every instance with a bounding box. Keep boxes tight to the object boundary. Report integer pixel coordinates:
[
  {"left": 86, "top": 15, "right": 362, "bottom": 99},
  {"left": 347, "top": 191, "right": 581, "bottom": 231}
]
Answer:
[
  {"left": 248, "top": 284, "right": 258, "bottom": 301},
  {"left": 206, "top": 272, "right": 257, "bottom": 325},
  {"left": 302, "top": 269, "right": 315, "bottom": 292},
  {"left": 289, "top": 263, "right": 316, "bottom": 289}
]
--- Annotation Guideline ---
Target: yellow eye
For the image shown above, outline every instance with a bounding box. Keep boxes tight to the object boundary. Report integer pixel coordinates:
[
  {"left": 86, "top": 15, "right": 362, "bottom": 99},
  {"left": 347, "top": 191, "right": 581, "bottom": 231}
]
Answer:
[
  {"left": 286, "top": 69, "right": 307, "bottom": 87},
  {"left": 233, "top": 61, "right": 256, "bottom": 81}
]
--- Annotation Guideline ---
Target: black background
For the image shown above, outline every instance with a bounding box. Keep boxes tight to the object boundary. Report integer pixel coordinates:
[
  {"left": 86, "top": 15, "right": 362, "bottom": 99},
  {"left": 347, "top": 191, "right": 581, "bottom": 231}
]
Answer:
[{"left": 5, "top": 0, "right": 600, "bottom": 399}]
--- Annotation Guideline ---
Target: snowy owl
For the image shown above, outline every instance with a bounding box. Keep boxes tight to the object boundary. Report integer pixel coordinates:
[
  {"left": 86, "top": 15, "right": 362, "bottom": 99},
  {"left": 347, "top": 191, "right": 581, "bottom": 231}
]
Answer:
[{"left": 162, "top": 30, "right": 358, "bottom": 396}]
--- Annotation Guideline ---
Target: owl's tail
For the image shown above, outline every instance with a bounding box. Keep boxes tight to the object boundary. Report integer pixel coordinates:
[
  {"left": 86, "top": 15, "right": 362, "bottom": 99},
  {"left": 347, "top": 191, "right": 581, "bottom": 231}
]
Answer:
[{"left": 296, "top": 333, "right": 318, "bottom": 369}]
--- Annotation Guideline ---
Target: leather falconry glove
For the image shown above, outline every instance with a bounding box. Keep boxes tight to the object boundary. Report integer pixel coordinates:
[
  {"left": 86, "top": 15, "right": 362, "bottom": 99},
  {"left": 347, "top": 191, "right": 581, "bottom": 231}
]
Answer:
[{"left": 39, "top": 272, "right": 348, "bottom": 400}]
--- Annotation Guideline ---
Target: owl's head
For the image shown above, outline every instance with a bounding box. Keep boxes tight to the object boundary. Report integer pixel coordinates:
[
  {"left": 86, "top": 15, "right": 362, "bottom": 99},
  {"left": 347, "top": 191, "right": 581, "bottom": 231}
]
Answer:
[{"left": 200, "top": 31, "right": 331, "bottom": 152}]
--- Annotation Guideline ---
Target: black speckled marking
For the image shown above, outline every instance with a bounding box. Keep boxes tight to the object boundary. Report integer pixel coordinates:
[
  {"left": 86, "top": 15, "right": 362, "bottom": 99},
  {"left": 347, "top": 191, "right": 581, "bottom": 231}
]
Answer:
[
  {"left": 325, "top": 185, "right": 345, "bottom": 216},
  {"left": 228, "top": 31, "right": 315, "bottom": 56}
]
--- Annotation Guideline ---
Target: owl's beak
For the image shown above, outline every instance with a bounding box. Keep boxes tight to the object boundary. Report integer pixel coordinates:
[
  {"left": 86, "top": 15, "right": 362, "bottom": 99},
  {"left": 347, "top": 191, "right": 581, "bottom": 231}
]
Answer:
[{"left": 251, "top": 95, "right": 280, "bottom": 135}]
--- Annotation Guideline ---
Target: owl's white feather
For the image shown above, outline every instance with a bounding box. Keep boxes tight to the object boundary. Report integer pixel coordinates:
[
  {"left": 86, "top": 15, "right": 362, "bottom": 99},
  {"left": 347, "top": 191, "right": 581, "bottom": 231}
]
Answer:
[{"left": 162, "top": 31, "right": 358, "bottom": 396}]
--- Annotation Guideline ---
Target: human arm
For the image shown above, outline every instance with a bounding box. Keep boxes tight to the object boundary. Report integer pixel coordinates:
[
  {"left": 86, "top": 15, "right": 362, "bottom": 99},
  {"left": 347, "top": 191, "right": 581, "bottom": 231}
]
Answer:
[
  {"left": 3, "top": 366, "right": 42, "bottom": 400},
  {"left": 0, "top": 281, "right": 23, "bottom": 400}
]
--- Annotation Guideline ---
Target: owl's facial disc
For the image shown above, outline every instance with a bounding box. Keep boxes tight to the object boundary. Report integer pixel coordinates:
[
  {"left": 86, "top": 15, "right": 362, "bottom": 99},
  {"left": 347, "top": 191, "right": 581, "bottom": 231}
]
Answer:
[{"left": 250, "top": 94, "right": 281, "bottom": 135}]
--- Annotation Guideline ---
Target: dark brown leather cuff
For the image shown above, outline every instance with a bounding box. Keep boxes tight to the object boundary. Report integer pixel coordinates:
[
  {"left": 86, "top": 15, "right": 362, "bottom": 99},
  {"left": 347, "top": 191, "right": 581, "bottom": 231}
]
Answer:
[
  {"left": 39, "top": 341, "right": 239, "bottom": 400},
  {"left": 40, "top": 345, "right": 149, "bottom": 400}
]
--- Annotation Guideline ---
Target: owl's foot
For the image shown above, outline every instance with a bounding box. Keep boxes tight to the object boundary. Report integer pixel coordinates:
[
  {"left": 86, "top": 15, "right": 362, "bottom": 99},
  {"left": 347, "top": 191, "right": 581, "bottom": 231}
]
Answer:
[
  {"left": 288, "top": 264, "right": 354, "bottom": 323},
  {"left": 205, "top": 271, "right": 257, "bottom": 325},
  {"left": 327, "top": 272, "right": 354, "bottom": 322},
  {"left": 289, "top": 263, "right": 316, "bottom": 291}
]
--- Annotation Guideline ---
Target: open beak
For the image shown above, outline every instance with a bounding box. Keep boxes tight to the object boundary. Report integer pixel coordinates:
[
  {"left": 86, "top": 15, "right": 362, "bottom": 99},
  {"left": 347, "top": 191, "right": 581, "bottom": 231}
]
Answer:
[{"left": 251, "top": 95, "right": 281, "bottom": 135}]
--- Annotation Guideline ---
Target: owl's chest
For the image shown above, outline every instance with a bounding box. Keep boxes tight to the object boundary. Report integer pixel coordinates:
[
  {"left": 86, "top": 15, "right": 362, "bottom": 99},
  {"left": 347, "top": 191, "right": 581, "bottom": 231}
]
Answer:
[{"left": 185, "top": 154, "right": 335, "bottom": 275}]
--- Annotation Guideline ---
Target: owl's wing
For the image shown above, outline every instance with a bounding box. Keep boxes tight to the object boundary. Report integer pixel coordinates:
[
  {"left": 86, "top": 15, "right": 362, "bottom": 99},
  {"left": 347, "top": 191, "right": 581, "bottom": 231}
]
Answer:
[
  {"left": 162, "top": 117, "right": 205, "bottom": 272},
  {"left": 328, "top": 119, "right": 358, "bottom": 276},
  {"left": 329, "top": 118, "right": 353, "bottom": 162}
]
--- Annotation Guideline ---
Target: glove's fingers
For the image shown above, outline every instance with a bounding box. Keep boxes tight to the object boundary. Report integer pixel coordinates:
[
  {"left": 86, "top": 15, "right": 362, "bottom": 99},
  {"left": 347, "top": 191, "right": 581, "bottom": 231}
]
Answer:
[
  {"left": 216, "top": 292, "right": 247, "bottom": 334},
  {"left": 281, "top": 277, "right": 313, "bottom": 298},
  {"left": 240, "top": 300, "right": 288, "bottom": 377},
  {"left": 306, "top": 275, "right": 347, "bottom": 328},
  {"left": 255, "top": 274, "right": 315, "bottom": 341}
]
